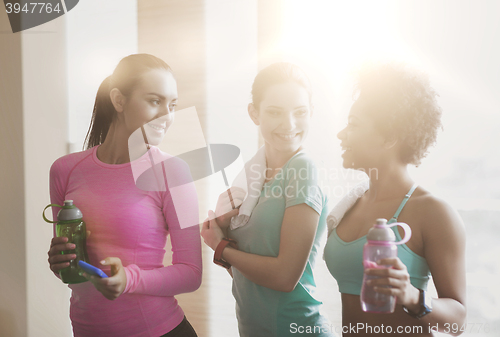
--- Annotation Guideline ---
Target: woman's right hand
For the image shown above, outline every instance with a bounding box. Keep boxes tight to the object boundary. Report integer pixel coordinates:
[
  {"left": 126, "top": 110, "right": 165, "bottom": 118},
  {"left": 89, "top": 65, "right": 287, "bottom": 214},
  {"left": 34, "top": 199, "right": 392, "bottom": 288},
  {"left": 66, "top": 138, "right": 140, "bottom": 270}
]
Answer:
[
  {"left": 47, "top": 236, "right": 76, "bottom": 275},
  {"left": 48, "top": 230, "right": 91, "bottom": 276},
  {"left": 214, "top": 187, "right": 246, "bottom": 229},
  {"left": 201, "top": 211, "right": 225, "bottom": 251}
]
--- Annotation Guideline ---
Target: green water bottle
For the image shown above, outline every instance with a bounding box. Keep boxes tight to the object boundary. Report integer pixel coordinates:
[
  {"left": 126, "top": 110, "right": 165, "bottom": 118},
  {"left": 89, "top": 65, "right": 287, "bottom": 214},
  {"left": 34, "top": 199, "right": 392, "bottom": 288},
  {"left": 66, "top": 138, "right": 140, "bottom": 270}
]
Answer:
[{"left": 43, "top": 200, "right": 89, "bottom": 284}]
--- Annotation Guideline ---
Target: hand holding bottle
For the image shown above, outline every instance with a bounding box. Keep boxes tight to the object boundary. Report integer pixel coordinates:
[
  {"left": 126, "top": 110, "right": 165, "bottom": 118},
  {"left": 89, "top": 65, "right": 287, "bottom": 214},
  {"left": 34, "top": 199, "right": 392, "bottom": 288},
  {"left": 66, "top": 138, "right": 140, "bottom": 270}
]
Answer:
[
  {"left": 47, "top": 236, "right": 77, "bottom": 274},
  {"left": 360, "top": 218, "right": 412, "bottom": 313},
  {"left": 43, "top": 200, "right": 90, "bottom": 284},
  {"left": 48, "top": 230, "right": 91, "bottom": 275},
  {"left": 365, "top": 257, "right": 421, "bottom": 312}
]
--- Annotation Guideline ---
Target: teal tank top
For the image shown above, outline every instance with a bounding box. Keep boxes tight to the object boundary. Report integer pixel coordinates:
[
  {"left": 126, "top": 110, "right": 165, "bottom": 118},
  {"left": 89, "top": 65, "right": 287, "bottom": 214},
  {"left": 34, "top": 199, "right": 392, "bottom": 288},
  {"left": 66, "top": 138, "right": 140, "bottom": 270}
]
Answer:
[{"left": 324, "top": 184, "right": 431, "bottom": 295}]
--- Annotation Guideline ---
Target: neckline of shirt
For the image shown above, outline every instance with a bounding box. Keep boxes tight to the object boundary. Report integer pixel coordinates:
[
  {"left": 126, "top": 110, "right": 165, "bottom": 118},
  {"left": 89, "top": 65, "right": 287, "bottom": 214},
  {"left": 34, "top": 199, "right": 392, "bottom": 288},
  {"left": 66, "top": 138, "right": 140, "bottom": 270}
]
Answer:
[
  {"left": 263, "top": 150, "right": 305, "bottom": 186},
  {"left": 92, "top": 144, "right": 156, "bottom": 169}
]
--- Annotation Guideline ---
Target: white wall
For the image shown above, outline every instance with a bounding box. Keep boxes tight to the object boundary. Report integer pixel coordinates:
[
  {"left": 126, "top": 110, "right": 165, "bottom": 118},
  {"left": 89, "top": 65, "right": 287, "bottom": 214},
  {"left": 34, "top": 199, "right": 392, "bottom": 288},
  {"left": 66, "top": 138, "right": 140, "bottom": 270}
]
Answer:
[
  {"left": 0, "top": 1, "right": 137, "bottom": 336},
  {"left": 204, "top": 1, "right": 258, "bottom": 335},
  {"left": 0, "top": 10, "right": 70, "bottom": 337},
  {"left": 22, "top": 16, "right": 71, "bottom": 337},
  {"left": 0, "top": 9, "right": 27, "bottom": 337},
  {"left": 66, "top": 0, "right": 138, "bottom": 153}
]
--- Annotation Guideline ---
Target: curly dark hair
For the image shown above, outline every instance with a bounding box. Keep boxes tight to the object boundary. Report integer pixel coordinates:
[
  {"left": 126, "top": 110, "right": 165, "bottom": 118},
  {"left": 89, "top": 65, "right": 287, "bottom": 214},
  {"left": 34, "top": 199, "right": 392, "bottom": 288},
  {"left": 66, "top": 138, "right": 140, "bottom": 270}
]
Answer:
[{"left": 354, "top": 61, "right": 443, "bottom": 166}]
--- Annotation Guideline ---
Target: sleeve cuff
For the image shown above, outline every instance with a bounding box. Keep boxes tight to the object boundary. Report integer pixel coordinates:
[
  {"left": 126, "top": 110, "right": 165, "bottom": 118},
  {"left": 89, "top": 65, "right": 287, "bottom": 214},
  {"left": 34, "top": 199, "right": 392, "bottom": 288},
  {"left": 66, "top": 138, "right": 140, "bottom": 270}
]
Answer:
[
  {"left": 123, "top": 264, "right": 139, "bottom": 294},
  {"left": 286, "top": 196, "right": 323, "bottom": 215}
]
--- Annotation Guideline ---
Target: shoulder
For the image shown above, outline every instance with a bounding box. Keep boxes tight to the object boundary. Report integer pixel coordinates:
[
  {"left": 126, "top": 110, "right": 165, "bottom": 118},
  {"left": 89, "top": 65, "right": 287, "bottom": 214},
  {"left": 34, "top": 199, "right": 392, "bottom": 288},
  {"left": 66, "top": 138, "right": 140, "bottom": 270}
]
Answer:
[
  {"left": 410, "top": 188, "right": 465, "bottom": 238},
  {"left": 285, "top": 152, "right": 319, "bottom": 177},
  {"left": 283, "top": 153, "right": 322, "bottom": 188},
  {"left": 50, "top": 147, "right": 94, "bottom": 176},
  {"left": 283, "top": 153, "right": 326, "bottom": 211},
  {"left": 288, "top": 152, "right": 317, "bottom": 168}
]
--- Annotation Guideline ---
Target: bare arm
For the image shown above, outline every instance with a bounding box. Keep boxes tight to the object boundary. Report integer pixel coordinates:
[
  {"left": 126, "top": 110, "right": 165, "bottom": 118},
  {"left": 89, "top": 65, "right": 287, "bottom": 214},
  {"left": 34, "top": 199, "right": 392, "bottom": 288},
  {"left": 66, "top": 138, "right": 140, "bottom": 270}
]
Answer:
[
  {"left": 368, "top": 197, "right": 466, "bottom": 335},
  {"left": 417, "top": 198, "right": 467, "bottom": 334},
  {"left": 202, "top": 203, "right": 319, "bottom": 292}
]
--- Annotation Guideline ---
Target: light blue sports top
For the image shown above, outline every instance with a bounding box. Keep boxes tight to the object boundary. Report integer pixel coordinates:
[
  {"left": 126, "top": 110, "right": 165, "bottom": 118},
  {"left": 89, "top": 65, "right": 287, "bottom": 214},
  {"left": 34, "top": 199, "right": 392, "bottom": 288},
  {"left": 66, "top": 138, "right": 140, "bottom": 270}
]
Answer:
[
  {"left": 229, "top": 152, "right": 333, "bottom": 337},
  {"left": 324, "top": 184, "right": 431, "bottom": 295}
]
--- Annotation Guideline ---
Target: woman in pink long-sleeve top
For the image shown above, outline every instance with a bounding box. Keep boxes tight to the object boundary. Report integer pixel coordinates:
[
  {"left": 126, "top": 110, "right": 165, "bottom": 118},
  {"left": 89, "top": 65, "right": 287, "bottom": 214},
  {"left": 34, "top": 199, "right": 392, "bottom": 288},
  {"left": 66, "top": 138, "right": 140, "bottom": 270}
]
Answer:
[{"left": 47, "top": 54, "right": 202, "bottom": 337}]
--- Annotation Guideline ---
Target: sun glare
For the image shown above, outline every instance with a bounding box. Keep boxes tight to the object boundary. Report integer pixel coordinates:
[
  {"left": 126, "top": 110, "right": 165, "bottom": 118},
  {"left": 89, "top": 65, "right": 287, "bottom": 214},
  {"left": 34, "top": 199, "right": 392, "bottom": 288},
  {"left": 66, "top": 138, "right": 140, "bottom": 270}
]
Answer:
[{"left": 280, "top": 0, "right": 422, "bottom": 83}]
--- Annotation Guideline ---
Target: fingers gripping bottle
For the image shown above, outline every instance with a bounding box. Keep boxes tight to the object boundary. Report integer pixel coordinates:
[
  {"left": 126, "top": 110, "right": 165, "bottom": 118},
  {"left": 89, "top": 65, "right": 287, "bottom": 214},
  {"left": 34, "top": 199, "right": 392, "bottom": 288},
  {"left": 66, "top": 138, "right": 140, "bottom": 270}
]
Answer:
[
  {"left": 43, "top": 200, "right": 89, "bottom": 284},
  {"left": 360, "top": 218, "right": 412, "bottom": 313}
]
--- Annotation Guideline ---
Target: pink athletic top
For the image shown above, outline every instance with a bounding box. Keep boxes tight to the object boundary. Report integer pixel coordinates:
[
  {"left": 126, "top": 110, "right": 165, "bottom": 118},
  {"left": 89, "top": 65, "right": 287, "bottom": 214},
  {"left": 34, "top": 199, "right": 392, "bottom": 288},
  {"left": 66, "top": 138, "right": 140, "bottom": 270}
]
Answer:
[{"left": 49, "top": 145, "right": 202, "bottom": 337}]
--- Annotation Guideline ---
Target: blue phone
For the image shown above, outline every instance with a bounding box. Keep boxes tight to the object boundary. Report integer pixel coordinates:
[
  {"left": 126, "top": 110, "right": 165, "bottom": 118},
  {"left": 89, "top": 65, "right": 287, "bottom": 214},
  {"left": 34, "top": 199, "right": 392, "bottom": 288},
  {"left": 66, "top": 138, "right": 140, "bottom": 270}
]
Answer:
[{"left": 78, "top": 260, "right": 108, "bottom": 278}]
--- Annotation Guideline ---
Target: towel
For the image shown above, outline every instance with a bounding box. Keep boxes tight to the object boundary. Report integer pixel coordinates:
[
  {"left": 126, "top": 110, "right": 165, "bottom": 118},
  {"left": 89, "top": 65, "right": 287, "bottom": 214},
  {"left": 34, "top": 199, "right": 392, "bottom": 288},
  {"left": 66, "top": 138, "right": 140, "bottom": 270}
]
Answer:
[
  {"left": 230, "top": 146, "right": 267, "bottom": 230},
  {"left": 326, "top": 179, "right": 370, "bottom": 236}
]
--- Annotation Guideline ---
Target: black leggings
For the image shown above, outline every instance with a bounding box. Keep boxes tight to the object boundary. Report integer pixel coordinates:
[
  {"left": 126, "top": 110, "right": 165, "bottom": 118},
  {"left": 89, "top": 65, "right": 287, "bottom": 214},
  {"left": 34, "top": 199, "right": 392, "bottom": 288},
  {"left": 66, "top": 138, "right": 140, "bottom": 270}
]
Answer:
[{"left": 160, "top": 316, "right": 198, "bottom": 337}]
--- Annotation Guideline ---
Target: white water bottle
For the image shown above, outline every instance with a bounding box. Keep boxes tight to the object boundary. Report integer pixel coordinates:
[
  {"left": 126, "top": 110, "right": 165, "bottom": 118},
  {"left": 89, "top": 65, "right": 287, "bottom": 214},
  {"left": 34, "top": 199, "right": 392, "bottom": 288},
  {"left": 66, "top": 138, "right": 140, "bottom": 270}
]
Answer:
[{"left": 360, "top": 218, "right": 412, "bottom": 313}]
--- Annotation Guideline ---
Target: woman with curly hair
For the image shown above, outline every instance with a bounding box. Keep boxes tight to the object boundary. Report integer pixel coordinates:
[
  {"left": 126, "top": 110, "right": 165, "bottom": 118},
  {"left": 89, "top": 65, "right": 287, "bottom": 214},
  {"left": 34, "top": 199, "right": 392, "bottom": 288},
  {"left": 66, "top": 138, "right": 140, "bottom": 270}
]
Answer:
[{"left": 323, "top": 62, "right": 466, "bottom": 336}]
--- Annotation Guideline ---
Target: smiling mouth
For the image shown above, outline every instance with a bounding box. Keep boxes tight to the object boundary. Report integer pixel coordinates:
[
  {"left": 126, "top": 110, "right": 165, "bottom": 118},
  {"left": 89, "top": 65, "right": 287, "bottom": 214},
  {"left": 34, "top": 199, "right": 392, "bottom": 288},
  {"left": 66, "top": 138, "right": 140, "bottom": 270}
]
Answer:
[
  {"left": 340, "top": 143, "right": 352, "bottom": 152},
  {"left": 276, "top": 133, "right": 299, "bottom": 140},
  {"left": 147, "top": 123, "right": 166, "bottom": 131}
]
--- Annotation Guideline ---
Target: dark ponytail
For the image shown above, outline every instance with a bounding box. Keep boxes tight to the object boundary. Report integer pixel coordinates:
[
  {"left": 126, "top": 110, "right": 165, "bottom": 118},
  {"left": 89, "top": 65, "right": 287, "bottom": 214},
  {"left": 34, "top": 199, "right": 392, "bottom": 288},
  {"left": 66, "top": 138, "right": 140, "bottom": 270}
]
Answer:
[
  {"left": 84, "top": 76, "right": 114, "bottom": 149},
  {"left": 83, "top": 54, "right": 173, "bottom": 150}
]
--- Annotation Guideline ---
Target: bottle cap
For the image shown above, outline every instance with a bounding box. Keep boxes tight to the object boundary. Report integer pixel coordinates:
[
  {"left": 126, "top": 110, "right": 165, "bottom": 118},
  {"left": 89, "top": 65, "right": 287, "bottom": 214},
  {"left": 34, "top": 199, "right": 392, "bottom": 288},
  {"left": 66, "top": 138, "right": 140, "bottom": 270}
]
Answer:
[
  {"left": 367, "top": 218, "right": 396, "bottom": 242},
  {"left": 57, "top": 200, "right": 83, "bottom": 221}
]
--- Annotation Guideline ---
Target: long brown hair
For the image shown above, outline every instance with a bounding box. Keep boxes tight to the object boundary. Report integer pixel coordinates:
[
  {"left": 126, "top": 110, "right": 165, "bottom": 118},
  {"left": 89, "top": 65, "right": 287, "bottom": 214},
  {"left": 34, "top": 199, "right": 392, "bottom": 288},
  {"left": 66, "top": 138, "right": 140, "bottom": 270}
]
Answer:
[{"left": 84, "top": 54, "right": 173, "bottom": 150}]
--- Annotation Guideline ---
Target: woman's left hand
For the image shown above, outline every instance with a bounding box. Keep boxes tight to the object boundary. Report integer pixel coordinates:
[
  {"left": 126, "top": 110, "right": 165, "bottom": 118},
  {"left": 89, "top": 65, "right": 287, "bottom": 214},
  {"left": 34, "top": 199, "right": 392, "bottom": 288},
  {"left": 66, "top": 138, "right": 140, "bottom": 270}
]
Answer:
[
  {"left": 365, "top": 257, "right": 420, "bottom": 310},
  {"left": 84, "top": 257, "right": 127, "bottom": 301},
  {"left": 201, "top": 210, "right": 225, "bottom": 251}
]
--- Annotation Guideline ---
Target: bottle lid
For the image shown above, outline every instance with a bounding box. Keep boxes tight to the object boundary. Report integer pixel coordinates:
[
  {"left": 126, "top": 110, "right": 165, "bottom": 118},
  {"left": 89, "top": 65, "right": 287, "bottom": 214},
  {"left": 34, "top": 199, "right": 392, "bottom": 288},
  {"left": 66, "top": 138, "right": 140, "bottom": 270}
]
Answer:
[
  {"left": 57, "top": 200, "right": 83, "bottom": 221},
  {"left": 367, "top": 218, "right": 396, "bottom": 242}
]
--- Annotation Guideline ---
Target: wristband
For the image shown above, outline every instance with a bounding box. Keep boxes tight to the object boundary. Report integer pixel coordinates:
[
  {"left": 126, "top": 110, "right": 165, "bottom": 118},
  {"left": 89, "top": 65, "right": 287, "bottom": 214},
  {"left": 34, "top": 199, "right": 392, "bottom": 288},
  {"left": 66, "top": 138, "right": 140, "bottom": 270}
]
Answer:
[{"left": 214, "top": 238, "right": 238, "bottom": 269}]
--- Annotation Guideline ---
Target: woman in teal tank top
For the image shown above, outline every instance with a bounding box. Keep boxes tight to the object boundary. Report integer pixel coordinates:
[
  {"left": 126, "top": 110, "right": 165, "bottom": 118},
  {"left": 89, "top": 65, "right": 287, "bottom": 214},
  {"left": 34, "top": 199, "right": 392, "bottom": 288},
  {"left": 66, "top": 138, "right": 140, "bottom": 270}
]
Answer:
[
  {"left": 323, "top": 62, "right": 466, "bottom": 336},
  {"left": 201, "top": 63, "right": 333, "bottom": 336}
]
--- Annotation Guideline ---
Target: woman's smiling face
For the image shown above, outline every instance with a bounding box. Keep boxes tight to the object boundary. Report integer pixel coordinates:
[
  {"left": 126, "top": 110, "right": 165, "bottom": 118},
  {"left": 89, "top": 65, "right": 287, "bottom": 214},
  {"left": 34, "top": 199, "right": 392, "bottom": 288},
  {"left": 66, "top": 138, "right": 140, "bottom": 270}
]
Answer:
[
  {"left": 337, "top": 99, "right": 388, "bottom": 170},
  {"left": 250, "top": 81, "right": 312, "bottom": 154},
  {"left": 121, "top": 69, "right": 178, "bottom": 146}
]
